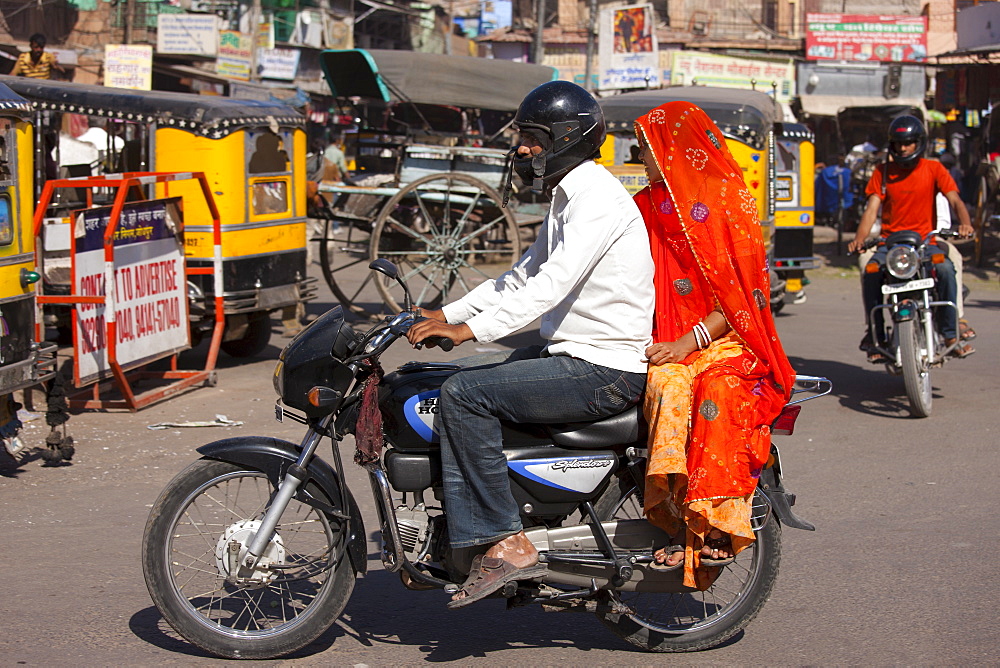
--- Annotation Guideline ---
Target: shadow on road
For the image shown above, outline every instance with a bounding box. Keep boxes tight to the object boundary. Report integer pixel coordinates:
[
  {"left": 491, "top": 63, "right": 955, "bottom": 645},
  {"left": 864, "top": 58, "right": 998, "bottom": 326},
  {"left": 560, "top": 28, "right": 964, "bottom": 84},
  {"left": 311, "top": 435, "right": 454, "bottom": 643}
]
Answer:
[
  {"left": 787, "top": 355, "right": 935, "bottom": 419},
  {"left": 129, "top": 567, "right": 751, "bottom": 660}
]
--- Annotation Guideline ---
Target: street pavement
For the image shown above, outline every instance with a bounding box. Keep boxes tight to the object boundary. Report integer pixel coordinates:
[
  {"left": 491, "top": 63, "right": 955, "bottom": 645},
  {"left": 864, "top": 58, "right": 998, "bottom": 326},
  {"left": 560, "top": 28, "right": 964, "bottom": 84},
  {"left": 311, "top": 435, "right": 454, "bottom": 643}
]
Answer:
[{"left": 1, "top": 231, "right": 998, "bottom": 666}]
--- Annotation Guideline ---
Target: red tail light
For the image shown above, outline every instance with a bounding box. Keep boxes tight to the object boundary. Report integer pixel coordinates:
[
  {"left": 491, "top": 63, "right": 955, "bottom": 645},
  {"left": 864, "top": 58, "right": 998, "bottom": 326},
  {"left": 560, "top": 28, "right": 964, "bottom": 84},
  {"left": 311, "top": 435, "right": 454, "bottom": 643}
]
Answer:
[{"left": 771, "top": 404, "right": 801, "bottom": 436}]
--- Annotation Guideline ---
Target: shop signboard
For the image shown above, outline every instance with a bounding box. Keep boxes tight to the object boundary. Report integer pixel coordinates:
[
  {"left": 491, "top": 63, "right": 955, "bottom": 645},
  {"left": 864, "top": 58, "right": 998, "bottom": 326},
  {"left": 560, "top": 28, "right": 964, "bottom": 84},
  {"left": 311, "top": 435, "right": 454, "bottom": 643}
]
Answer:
[
  {"left": 73, "top": 199, "right": 189, "bottom": 386},
  {"left": 669, "top": 52, "right": 795, "bottom": 102},
  {"left": 156, "top": 14, "right": 220, "bottom": 56},
  {"left": 104, "top": 44, "right": 152, "bottom": 90},
  {"left": 217, "top": 30, "right": 252, "bottom": 81},
  {"left": 805, "top": 13, "right": 927, "bottom": 63}
]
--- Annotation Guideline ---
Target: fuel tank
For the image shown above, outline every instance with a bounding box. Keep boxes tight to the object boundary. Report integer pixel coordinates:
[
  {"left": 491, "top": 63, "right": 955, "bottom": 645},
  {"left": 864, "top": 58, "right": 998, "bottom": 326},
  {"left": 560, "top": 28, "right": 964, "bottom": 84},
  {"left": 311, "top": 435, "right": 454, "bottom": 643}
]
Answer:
[{"left": 380, "top": 361, "right": 550, "bottom": 452}]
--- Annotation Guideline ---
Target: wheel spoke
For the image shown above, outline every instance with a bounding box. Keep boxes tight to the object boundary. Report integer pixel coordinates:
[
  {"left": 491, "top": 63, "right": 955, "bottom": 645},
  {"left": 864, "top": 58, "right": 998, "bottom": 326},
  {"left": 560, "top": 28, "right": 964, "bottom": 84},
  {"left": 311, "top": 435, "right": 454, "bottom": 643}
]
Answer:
[{"left": 160, "top": 467, "right": 339, "bottom": 638}]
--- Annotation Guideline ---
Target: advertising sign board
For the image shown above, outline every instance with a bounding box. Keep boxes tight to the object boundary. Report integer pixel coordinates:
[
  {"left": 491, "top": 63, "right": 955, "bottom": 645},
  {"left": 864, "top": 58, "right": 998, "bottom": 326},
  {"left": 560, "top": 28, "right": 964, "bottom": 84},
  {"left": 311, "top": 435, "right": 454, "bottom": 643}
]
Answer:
[
  {"left": 805, "top": 13, "right": 927, "bottom": 62},
  {"left": 73, "top": 199, "right": 189, "bottom": 386}
]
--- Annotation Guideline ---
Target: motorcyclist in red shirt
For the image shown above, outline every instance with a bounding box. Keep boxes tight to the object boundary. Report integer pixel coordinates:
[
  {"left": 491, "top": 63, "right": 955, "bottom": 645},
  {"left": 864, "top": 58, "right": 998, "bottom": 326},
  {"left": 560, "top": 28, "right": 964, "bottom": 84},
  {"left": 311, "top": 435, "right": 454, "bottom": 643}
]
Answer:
[{"left": 847, "top": 115, "right": 975, "bottom": 360}]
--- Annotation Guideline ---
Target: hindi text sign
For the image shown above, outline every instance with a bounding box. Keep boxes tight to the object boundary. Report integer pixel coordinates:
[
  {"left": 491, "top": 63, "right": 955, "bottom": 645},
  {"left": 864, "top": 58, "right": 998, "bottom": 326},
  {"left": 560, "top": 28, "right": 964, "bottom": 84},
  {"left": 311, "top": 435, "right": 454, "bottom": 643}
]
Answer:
[{"left": 73, "top": 199, "right": 189, "bottom": 386}]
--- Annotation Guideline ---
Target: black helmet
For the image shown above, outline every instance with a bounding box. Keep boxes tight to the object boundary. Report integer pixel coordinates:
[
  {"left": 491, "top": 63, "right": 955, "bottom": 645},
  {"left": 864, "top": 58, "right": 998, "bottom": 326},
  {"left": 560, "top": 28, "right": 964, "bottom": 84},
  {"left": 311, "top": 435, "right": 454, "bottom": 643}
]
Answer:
[
  {"left": 886, "top": 115, "right": 926, "bottom": 169},
  {"left": 511, "top": 81, "right": 606, "bottom": 192}
]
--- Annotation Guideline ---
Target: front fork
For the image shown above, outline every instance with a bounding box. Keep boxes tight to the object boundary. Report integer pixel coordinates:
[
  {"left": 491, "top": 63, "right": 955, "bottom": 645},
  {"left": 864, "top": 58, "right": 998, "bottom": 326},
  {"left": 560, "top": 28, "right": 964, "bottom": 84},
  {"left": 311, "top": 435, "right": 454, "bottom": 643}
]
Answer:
[{"left": 239, "top": 415, "right": 333, "bottom": 572}]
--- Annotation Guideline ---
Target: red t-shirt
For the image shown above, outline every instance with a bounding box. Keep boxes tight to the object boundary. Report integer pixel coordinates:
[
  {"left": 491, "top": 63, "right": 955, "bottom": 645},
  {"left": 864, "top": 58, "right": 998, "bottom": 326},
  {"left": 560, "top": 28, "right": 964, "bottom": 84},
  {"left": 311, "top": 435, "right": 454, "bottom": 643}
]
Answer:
[{"left": 865, "top": 158, "right": 958, "bottom": 238}]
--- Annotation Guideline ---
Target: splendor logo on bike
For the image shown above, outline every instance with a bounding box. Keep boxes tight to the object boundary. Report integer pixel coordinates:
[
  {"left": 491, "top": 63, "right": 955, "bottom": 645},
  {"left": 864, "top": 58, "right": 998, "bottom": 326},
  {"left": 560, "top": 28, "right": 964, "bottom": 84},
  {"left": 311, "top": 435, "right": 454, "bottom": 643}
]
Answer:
[{"left": 507, "top": 455, "right": 615, "bottom": 493}]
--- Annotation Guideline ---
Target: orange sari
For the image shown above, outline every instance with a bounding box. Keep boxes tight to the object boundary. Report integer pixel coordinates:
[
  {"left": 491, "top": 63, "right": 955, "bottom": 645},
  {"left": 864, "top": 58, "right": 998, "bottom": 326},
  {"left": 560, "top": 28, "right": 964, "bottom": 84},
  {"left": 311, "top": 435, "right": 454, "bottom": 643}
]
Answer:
[{"left": 634, "top": 102, "right": 795, "bottom": 588}]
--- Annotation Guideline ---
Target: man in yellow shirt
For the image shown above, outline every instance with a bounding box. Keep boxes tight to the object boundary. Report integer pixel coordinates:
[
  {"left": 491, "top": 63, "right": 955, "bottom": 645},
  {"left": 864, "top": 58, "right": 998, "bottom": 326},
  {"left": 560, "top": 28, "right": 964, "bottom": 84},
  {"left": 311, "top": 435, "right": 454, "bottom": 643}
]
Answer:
[{"left": 10, "top": 34, "right": 62, "bottom": 79}]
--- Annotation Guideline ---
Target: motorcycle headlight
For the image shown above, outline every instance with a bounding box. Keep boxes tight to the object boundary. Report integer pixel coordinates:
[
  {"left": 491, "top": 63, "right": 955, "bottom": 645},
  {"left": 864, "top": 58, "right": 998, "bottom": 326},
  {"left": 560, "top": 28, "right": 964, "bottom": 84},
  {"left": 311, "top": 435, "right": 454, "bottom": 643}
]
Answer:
[{"left": 886, "top": 246, "right": 919, "bottom": 280}]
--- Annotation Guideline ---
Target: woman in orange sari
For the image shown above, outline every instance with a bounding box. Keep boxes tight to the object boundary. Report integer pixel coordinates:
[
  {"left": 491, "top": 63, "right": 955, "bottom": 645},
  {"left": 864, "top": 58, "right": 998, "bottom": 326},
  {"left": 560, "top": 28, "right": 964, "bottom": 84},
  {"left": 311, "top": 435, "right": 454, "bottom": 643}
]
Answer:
[{"left": 633, "top": 102, "right": 796, "bottom": 589}]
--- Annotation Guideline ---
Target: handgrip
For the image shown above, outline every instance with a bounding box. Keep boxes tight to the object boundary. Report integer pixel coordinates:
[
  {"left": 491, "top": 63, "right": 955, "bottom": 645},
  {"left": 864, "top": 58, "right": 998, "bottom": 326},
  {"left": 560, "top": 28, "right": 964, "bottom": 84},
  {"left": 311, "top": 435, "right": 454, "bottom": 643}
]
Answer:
[{"left": 419, "top": 336, "right": 454, "bottom": 352}]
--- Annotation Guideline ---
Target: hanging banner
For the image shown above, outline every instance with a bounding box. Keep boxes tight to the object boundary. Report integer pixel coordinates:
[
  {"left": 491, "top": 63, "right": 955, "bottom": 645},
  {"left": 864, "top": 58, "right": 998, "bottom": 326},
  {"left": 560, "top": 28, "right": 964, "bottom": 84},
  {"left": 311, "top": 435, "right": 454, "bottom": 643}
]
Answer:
[
  {"left": 73, "top": 198, "right": 189, "bottom": 386},
  {"left": 598, "top": 4, "right": 659, "bottom": 91},
  {"left": 805, "top": 13, "right": 927, "bottom": 63}
]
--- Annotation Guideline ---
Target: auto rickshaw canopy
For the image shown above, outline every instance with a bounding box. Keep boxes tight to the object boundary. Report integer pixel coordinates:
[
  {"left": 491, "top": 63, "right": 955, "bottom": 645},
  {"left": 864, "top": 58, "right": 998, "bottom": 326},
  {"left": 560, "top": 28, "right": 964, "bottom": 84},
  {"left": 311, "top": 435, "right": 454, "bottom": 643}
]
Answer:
[
  {"left": 0, "top": 76, "right": 304, "bottom": 139},
  {"left": 0, "top": 81, "right": 33, "bottom": 120},
  {"left": 320, "top": 49, "right": 557, "bottom": 113},
  {"left": 600, "top": 86, "right": 779, "bottom": 151}
]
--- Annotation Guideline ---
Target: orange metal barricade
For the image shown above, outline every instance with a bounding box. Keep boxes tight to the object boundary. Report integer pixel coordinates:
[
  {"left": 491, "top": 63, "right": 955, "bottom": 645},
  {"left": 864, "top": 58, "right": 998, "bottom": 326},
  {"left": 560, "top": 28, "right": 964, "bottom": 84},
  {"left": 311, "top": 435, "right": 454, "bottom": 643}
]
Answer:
[{"left": 33, "top": 172, "right": 224, "bottom": 411}]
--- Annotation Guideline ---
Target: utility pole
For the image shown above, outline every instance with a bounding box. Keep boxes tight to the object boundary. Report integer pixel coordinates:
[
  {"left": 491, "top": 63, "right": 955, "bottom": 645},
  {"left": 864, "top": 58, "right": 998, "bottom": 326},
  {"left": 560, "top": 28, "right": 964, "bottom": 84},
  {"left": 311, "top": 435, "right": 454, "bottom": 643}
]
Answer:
[
  {"left": 123, "top": 0, "right": 136, "bottom": 44},
  {"left": 532, "top": 0, "right": 544, "bottom": 64},
  {"left": 583, "top": 0, "right": 597, "bottom": 91},
  {"left": 250, "top": 0, "right": 261, "bottom": 83}
]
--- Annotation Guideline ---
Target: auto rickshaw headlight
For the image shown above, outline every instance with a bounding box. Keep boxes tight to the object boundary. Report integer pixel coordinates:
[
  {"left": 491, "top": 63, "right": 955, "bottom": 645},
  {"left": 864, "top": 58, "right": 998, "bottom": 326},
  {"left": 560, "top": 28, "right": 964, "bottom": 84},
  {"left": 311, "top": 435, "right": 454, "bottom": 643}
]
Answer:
[{"left": 886, "top": 246, "right": 919, "bottom": 280}]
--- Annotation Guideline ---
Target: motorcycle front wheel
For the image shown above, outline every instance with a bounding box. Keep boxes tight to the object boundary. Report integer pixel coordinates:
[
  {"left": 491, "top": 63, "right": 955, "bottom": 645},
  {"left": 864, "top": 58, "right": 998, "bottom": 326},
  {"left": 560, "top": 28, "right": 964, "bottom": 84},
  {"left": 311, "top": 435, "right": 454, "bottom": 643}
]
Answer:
[
  {"left": 142, "top": 458, "right": 356, "bottom": 659},
  {"left": 591, "top": 471, "right": 781, "bottom": 652},
  {"left": 898, "top": 318, "right": 933, "bottom": 417}
]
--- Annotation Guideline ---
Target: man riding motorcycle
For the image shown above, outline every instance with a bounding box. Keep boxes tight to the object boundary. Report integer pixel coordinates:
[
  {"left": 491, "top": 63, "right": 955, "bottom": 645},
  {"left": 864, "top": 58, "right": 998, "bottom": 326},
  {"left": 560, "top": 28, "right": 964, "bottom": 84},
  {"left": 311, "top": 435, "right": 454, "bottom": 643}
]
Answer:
[
  {"left": 847, "top": 115, "right": 975, "bottom": 362},
  {"left": 406, "top": 81, "right": 655, "bottom": 608}
]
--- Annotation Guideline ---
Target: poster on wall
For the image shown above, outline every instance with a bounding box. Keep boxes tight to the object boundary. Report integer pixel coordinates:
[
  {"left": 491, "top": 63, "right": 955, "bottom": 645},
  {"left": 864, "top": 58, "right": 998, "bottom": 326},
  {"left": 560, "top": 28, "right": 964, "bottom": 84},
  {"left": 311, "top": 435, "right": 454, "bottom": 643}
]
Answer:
[
  {"left": 73, "top": 198, "right": 189, "bottom": 386},
  {"left": 805, "top": 13, "right": 927, "bottom": 63},
  {"left": 598, "top": 4, "right": 659, "bottom": 91}
]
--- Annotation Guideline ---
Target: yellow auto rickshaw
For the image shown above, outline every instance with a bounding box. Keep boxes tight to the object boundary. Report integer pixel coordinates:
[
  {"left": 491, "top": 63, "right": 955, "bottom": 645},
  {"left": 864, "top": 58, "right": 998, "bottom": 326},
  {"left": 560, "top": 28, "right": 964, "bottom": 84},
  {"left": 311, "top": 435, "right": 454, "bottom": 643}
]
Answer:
[
  {"left": 0, "top": 76, "right": 315, "bottom": 357},
  {"left": 0, "top": 82, "right": 61, "bottom": 461},
  {"left": 599, "top": 86, "right": 821, "bottom": 311}
]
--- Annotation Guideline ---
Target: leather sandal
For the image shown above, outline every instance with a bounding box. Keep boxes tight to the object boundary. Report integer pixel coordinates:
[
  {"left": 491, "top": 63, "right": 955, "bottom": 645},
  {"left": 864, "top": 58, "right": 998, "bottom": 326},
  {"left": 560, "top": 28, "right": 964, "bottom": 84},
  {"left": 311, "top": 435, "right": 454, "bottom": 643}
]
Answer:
[
  {"left": 446, "top": 554, "right": 547, "bottom": 610},
  {"left": 959, "top": 319, "right": 977, "bottom": 341},
  {"left": 700, "top": 532, "right": 736, "bottom": 567},
  {"left": 649, "top": 539, "right": 685, "bottom": 572}
]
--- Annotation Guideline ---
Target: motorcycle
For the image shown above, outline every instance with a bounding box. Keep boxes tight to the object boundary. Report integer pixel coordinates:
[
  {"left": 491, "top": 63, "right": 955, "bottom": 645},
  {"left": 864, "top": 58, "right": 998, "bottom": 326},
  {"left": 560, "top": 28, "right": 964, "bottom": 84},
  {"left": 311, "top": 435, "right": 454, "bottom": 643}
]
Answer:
[
  {"left": 141, "top": 259, "right": 831, "bottom": 659},
  {"left": 860, "top": 230, "right": 962, "bottom": 417}
]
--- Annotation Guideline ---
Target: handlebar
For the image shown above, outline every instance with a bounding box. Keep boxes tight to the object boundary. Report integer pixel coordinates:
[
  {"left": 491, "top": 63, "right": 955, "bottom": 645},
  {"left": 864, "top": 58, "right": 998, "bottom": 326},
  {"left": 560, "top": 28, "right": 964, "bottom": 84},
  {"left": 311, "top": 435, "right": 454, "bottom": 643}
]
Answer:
[{"left": 415, "top": 335, "right": 454, "bottom": 352}]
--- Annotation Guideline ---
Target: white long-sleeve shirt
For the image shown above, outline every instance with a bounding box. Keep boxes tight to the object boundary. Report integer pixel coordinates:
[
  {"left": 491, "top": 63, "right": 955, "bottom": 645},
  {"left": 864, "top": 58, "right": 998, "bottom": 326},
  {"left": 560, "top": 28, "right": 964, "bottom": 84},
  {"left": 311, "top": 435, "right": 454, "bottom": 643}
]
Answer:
[{"left": 442, "top": 160, "right": 654, "bottom": 374}]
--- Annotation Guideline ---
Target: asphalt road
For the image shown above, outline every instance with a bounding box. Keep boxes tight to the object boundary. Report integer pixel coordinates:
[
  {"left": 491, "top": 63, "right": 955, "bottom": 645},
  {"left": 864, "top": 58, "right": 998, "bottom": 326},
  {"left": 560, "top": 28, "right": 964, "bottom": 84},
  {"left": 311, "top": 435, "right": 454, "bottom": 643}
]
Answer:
[{"left": 2, "top": 237, "right": 999, "bottom": 666}]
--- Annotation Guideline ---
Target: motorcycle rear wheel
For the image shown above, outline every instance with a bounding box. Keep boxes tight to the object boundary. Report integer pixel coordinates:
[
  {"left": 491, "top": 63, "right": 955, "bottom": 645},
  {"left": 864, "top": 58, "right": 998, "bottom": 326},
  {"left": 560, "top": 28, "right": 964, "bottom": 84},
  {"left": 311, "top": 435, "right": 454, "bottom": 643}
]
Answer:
[
  {"left": 141, "top": 458, "right": 355, "bottom": 659},
  {"left": 592, "top": 471, "right": 781, "bottom": 652},
  {"left": 898, "top": 318, "right": 933, "bottom": 418}
]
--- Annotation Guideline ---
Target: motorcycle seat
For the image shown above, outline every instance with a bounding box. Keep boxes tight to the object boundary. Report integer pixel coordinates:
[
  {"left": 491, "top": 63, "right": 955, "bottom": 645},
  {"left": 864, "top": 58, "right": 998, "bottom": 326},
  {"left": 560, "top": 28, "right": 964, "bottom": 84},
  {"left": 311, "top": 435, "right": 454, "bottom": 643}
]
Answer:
[{"left": 546, "top": 405, "right": 646, "bottom": 450}]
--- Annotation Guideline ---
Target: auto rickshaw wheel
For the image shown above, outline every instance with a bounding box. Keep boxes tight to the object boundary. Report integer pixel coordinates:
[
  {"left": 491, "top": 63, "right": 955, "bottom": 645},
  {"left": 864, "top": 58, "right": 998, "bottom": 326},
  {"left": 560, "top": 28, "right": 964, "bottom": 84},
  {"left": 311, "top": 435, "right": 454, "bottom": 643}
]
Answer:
[
  {"left": 220, "top": 311, "right": 272, "bottom": 358},
  {"left": 370, "top": 173, "right": 521, "bottom": 314},
  {"left": 973, "top": 172, "right": 996, "bottom": 267}
]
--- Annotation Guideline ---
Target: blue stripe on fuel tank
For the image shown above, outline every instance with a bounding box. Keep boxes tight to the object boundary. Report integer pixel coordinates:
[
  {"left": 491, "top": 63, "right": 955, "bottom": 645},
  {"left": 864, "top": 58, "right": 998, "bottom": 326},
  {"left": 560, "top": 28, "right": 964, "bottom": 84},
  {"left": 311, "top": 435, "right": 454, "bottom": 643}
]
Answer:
[{"left": 403, "top": 390, "right": 440, "bottom": 443}]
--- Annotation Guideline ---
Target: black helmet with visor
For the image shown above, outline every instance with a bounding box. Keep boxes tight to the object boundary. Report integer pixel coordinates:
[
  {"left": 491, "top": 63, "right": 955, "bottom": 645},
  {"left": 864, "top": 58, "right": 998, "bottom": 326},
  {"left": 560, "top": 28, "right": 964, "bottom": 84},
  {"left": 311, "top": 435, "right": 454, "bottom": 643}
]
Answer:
[
  {"left": 886, "top": 115, "right": 926, "bottom": 169},
  {"left": 507, "top": 81, "right": 606, "bottom": 196}
]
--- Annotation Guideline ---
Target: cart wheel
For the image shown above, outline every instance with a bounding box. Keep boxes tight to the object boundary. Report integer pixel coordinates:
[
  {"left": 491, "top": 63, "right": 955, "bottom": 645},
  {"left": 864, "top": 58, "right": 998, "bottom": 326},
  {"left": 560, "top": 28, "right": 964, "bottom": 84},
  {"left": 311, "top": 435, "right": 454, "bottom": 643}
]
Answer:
[
  {"left": 370, "top": 173, "right": 521, "bottom": 313},
  {"left": 318, "top": 214, "right": 385, "bottom": 320},
  {"left": 973, "top": 174, "right": 995, "bottom": 268}
]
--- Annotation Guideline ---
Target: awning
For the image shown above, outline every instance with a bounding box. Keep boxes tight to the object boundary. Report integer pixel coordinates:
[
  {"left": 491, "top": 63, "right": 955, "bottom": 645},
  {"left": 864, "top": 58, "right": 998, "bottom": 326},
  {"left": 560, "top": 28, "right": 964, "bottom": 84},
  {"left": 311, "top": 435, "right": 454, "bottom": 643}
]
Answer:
[
  {"left": 798, "top": 94, "right": 925, "bottom": 117},
  {"left": 319, "top": 49, "right": 557, "bottom": 112}
]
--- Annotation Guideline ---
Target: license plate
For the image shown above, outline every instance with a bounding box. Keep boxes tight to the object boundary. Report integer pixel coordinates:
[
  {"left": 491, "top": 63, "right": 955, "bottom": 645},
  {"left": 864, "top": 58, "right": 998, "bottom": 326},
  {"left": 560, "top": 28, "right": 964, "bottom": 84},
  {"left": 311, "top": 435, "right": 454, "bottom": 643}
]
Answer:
[{"left": 882, "top": 277, "right": 934, "bottom": 295}]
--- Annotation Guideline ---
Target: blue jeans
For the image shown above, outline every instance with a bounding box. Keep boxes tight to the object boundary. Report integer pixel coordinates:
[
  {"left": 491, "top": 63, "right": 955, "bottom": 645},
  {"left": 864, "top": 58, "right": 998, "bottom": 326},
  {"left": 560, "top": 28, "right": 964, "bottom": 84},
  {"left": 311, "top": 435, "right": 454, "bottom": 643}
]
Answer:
[
  {"left": 438, "top": 345, "right": 646, "bottom": 548},
  {"left": 861, "top": 243, "right": 958, "bottom": 340}
]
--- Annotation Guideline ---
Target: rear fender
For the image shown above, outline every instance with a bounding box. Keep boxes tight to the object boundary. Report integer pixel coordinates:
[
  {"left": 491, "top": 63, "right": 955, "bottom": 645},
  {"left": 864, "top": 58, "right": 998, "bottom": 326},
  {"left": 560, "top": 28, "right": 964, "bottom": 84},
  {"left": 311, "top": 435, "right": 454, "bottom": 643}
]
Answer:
[
  {"left": 198, "top": 436, "right": 367, "bottom": 575},
  {"left": 759, "top": 465, "right": 815, "bottom": 531}
]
